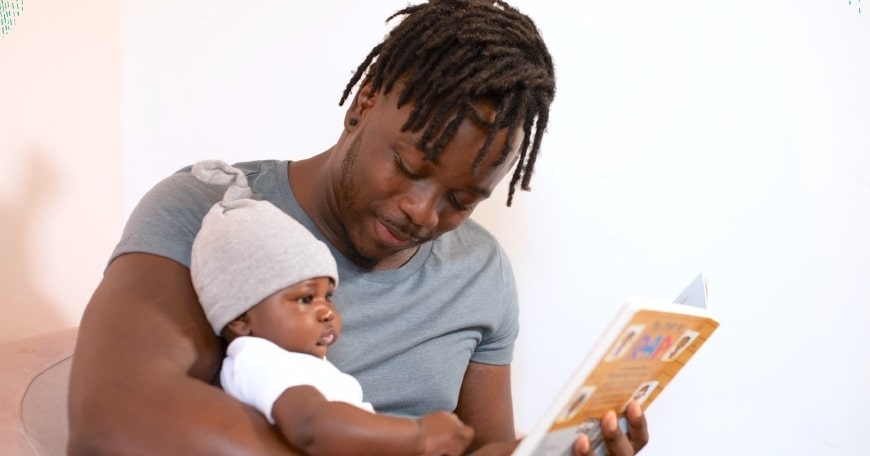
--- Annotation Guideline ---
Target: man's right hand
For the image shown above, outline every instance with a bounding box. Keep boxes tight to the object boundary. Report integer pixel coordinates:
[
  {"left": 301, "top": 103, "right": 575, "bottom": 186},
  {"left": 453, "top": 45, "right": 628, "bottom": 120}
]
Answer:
[{"left": 417, "top": 411, "right": 476, "bottom": 456}]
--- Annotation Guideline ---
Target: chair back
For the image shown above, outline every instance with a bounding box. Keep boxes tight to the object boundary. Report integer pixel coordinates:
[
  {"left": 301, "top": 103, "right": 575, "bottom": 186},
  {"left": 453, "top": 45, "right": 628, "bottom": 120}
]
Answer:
[{"left": 0, "top": 328, "right": 77, "bottom": 456}]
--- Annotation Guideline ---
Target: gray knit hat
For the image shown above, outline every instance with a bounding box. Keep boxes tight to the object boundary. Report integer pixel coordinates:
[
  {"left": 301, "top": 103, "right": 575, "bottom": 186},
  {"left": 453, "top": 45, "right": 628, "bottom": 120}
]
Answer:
[{"left": 190, "top": 160, "right": 339, "bottom": 335}]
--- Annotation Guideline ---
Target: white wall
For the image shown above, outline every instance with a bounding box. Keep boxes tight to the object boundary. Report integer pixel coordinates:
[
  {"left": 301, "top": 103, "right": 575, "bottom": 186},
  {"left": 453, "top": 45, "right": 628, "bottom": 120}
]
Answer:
[
  {"left": 121, "top": 0, "right": 395, "bottom": 209},
  {"left": 121, "top": 1, "right": 870, "bottom": 455},
  {"left": 0, "top": 0, "right": 122, "bottom": 343}
]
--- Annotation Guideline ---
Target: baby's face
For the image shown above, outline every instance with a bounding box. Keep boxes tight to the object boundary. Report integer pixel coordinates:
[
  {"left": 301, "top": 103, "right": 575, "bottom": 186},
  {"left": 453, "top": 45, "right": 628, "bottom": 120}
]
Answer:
[{"left": 244, "top": 277, "right": 340, "bottom": 358}]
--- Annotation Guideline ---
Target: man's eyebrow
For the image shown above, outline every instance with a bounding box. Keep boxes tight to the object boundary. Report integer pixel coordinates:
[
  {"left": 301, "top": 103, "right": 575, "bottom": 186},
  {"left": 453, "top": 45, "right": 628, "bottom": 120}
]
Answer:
[{"left": 397, "top": 136, "right": 493, "bottom": 198}]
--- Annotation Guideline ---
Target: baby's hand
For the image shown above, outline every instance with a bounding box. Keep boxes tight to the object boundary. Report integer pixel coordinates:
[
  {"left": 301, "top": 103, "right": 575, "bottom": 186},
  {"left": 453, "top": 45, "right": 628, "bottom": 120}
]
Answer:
[{"left": 417, "top": 411, "right": 475, "bottom": 456}]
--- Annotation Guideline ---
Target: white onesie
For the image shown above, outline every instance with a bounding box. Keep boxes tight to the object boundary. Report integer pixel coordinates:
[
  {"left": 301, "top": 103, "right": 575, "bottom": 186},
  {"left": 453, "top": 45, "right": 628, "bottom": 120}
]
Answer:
[{"left": 220, "top": 336, "right": 374, "bottom": 423}]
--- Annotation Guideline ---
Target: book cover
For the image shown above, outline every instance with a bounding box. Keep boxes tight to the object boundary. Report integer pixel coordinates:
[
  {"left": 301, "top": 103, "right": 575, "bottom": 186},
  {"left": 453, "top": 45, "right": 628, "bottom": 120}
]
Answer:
[{"left": 513, "top": 274, "right": 719, "bottom": 456}]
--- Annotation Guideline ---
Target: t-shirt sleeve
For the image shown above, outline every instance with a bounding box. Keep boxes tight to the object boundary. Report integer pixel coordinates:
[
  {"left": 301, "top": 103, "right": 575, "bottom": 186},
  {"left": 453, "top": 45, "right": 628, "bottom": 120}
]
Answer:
[
  {"left": 469, "top": 242, "right": 520, "bottom": 366},
  {"left": 109, "top": 168, "right": 223, "bottom": 269}
]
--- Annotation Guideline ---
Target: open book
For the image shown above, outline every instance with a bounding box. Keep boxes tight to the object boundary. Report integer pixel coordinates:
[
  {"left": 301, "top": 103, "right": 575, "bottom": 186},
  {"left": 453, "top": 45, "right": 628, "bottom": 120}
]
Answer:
[{"left": 513, "top": 274, "right": 719, "bottom": 456}]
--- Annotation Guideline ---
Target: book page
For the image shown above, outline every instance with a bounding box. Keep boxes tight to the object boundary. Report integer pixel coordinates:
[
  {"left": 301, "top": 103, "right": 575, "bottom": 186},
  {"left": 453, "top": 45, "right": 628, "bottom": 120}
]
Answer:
[{"left": 672, "top": 273, "right": 709, "bottom": 310}]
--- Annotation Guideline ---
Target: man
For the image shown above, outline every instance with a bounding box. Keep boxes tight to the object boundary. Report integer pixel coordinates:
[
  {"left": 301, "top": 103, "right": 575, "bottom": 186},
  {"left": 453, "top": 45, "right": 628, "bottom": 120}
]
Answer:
[{"left": 68, "top": 1, "right": 649, "bottom": 454}]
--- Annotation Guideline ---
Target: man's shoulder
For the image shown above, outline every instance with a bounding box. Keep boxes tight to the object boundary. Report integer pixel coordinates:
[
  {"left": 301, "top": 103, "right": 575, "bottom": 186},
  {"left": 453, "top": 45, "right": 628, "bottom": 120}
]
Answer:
[
  {"left": 228, "top": 159, "right": 284, "bottom": 175},
  {"left": 112, "top": 159, "right": 288, "bottom": 268},
  {"left": 443, "top": 217, "right": 501, "bottom": 248},
  {"left": 167, "top": 158, "right": 282, "bottom": 176},
  {"left": 157, "top": 159, "right": 285, "bottom": 202},
  {"left": 433, "top": 218, "right": 508, "bottom": 265}
]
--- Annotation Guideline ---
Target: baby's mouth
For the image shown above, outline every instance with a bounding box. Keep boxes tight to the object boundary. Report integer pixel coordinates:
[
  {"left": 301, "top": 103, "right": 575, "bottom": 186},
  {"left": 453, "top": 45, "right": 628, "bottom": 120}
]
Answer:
[{"left": 318, "top": 331, "right": 336, "bottom": 346}]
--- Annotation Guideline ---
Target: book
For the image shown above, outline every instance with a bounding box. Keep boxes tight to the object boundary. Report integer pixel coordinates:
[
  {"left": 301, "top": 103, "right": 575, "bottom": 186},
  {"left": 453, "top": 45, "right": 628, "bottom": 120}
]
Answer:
[{"left": 512, "top": 274, "right": 719, "bottom": 456}]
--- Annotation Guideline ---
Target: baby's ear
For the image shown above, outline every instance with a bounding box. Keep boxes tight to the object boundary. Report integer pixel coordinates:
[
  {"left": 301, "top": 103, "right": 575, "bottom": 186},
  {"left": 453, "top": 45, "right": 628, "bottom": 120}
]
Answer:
[{"left": 222, "top": 314, "right": 251, "bottom": 341}]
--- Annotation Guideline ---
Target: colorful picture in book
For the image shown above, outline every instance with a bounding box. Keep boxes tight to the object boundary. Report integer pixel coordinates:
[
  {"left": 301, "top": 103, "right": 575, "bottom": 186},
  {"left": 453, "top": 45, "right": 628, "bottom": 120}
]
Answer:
[
  {"left": 605, "top": 324, "right": 644, "bottom": 362},
  {"left": 660, "top": 329, "right": 699, "bottom": 362},
  {"left": 556, "top": 386, "right": 596, "bottom": 423}
]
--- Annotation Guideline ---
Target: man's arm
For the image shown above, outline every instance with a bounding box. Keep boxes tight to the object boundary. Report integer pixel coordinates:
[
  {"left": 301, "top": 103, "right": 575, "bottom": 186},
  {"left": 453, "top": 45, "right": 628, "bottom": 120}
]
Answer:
[
  {"left": 67, "top": 253, "right": 299, "bottom": 455},
  {"left": 454, "top": 362, "right": 517, "bottom": 454}
]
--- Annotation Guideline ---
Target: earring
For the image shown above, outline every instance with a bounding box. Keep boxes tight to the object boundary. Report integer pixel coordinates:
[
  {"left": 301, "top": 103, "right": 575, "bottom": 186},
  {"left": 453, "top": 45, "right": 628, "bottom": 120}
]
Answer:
[{"left": 348, "top": 118, "right": 358, "bottom": 126}]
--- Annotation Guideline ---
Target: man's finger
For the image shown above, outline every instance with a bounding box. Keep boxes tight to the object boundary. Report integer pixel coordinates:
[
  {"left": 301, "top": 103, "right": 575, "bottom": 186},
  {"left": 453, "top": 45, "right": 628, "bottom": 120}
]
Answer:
[
  {"left": 572, "top": 432, "right": 592, "bottom": 456},
  {"left": 600, "top": 411, "right": 635, "bottom": 455},
  {"left": 624, "top": 401, "right": 649, "bottom": 453}
]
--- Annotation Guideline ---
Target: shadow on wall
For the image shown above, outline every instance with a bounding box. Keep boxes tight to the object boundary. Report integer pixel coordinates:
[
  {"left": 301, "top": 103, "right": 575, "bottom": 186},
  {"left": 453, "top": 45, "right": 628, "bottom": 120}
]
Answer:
[{"left": 0, "top": 147, "right": 66, "bottom": 343}]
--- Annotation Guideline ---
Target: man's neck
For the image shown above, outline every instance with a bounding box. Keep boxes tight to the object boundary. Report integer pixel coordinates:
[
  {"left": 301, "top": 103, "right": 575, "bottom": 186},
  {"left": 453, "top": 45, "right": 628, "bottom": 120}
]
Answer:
[{"left": 287, "top": 151, "right": 345, "bottom": 252}]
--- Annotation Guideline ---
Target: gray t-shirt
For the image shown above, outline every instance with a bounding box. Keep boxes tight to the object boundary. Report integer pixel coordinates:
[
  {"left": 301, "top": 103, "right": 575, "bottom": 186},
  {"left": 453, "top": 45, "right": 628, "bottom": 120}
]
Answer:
[{"left": 111, "top": 159, "right": 519, "bottom": 417}]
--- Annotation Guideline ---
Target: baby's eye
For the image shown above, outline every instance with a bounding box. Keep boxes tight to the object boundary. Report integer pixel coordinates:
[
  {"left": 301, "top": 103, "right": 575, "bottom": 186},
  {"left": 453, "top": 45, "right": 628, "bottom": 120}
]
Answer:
[
  {"left": 325, "top": 293, "right": 333, "bottom": 302},
  {"left": 297, "top": 295, "right": 314, "bottom": 304}
]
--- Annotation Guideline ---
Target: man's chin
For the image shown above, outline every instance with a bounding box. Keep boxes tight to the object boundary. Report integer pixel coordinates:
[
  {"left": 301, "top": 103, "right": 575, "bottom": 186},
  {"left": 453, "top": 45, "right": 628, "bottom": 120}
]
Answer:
[
  {"left": 345, "top": 245, "right": 381, "bottom": 270},
  {"left": 348, "top": 243, "right": 422, "bottom": 271},
  {"left": 346, "top": 228, "right": 428, "bottom": 270}
]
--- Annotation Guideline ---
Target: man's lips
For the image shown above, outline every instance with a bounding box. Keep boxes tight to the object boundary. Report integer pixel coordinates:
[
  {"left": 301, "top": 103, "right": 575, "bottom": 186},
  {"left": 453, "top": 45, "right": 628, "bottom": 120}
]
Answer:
[{"left": 375, "top": 219, "right": 418, "bottom": 247}]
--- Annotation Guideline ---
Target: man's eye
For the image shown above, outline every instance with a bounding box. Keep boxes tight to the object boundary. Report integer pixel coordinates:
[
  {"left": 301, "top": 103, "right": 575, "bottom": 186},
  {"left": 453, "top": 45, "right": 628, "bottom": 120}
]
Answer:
[
  {"left": 394, "top": 154, "right": 421, "bottom": 180},
  {"left": 448, "top": 194, "right": 474, "bottom": 211}
]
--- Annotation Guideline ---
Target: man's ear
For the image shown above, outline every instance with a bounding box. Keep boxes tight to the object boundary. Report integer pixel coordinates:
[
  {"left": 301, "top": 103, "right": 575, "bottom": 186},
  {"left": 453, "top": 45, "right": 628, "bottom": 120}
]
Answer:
[
  {"left": 222, "top": 314, "right": 252, "bottom": 341},
  {"left": 344, "top": 78, "right": 377, "bottom": 130}
]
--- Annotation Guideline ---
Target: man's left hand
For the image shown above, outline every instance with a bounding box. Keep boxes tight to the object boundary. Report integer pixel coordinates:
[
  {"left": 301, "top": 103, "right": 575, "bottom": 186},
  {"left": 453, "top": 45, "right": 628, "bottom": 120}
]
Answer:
[{"left": 572, "top": 401, "right": 649, "bottom": 456}]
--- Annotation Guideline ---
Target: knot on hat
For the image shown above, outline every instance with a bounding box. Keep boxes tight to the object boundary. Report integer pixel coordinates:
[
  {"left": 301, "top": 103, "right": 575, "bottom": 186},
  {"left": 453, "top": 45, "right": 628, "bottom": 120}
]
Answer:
[{"left": 191, "top": 159, "right": 253, "bottom": 202}]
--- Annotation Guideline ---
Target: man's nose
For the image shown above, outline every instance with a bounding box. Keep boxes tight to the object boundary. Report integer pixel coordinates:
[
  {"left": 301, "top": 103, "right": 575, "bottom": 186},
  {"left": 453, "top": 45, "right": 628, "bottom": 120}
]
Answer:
[{"left": 399, "top": 182, "right": 439, "bottom": 229}]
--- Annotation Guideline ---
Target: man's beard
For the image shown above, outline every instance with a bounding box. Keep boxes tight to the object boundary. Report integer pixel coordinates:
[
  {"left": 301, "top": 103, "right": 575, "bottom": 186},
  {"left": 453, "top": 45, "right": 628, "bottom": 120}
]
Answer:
[{"left": 338, "top": 134, "right": 379, "bottom": 270}]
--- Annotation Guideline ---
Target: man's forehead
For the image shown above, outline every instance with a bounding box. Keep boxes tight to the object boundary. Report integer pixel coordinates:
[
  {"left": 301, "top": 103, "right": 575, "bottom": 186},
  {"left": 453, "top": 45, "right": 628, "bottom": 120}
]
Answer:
[
  {"left": 394, "top": 119, "right": 522, "bottom": 166},
  {"left": 375, "top": 86, "right": 523, "bottom": 165},
  {"left": 381, "top": 83, "right": 514, "bottom": 129}
]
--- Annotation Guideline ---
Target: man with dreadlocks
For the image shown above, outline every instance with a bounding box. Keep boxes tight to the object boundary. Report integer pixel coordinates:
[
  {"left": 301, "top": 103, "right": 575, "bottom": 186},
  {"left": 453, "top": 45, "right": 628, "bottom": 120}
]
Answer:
[{"left": 69, "top": 1, "right": 650, "bottom": 455}]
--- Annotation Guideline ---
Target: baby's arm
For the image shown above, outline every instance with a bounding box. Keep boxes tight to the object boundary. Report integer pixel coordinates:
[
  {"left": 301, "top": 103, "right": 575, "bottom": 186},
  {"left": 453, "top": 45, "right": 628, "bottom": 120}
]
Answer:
[{"left": 273, "top": 384, "right": 474, "bottom": 456}]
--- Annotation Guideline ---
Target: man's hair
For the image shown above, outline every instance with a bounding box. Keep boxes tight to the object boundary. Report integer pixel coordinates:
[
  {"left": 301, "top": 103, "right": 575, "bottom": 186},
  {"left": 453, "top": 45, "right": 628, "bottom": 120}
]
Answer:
[{"left": 340, "top": 0, "right": 556, "bottom": 206}]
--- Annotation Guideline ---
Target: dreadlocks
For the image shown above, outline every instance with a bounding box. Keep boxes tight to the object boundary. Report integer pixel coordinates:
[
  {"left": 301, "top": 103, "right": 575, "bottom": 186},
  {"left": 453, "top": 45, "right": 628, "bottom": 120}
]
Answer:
[{"left": 339, "top": 0, "right": 556, "bottom": 206}]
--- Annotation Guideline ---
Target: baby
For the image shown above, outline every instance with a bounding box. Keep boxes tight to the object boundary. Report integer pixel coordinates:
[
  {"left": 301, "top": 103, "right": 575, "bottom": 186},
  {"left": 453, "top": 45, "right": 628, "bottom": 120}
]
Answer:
[{"left": 189, "top": 160, "right": 474, "bottom": 455}]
